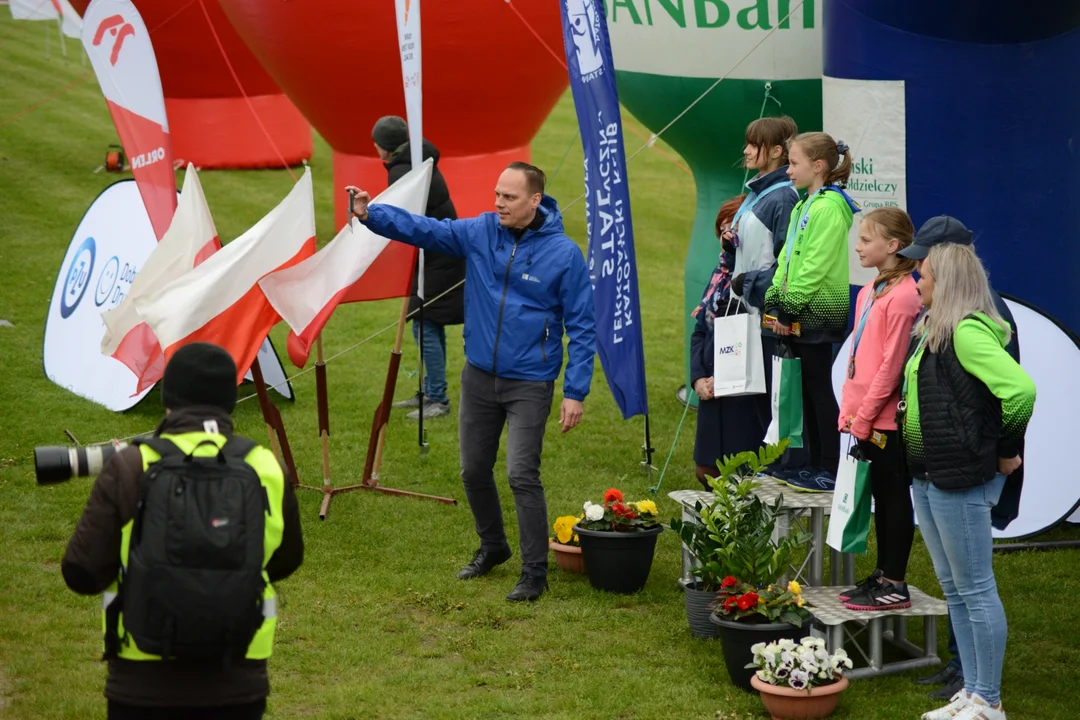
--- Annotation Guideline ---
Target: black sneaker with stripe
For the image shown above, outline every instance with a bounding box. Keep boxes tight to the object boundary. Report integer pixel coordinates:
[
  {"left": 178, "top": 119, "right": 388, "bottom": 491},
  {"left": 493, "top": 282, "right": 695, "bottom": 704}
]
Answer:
[
  {"left": 843, "top": 579, "right": 911, "bottom": 611},
  {"left": 838, "top": 569, "right": 882, "bottom": 602}
]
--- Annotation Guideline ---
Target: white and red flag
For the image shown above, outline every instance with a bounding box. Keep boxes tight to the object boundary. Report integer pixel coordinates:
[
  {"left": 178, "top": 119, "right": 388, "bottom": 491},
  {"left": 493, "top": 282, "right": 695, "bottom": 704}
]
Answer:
[
  {"left": 9, "top": 0, "right": 83, "bottom": 39},
  {"left": 81, "top": 0, "right": 176, "bottom": 241},
  {"left": 260, "top": 160, "right": 433, "bottom": 367},
  {"left": 134, "top": 169, "right": 317, "bottom": 382},
  {"left": 99, "top": 164, "right": 218, "bottom": 393}
]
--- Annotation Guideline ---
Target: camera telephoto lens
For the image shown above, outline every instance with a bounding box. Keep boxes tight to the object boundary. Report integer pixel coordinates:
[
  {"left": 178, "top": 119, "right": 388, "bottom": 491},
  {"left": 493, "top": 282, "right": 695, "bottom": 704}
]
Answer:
[{"left": 34, "top": 443, "right": 126, "bottom": 485}]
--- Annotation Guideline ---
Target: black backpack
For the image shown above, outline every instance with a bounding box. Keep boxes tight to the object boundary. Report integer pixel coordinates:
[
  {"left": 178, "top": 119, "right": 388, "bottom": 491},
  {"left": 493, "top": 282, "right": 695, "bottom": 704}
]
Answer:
[{"left": 107, "top": 436, "right": 269, "bottom": 661}]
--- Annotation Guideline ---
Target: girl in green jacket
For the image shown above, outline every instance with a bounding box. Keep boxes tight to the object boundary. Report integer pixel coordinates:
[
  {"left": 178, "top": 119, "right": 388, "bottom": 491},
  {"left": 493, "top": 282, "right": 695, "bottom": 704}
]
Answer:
[{"left": 765, "top": 132, "right": 860, "bottom": 489}]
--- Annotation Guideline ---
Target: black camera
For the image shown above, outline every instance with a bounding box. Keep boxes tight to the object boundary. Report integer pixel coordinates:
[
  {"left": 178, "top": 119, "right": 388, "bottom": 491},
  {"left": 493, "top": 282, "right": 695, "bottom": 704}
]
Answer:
[{"left": 34, "top": 442, "right": 128, "bottom": 485}]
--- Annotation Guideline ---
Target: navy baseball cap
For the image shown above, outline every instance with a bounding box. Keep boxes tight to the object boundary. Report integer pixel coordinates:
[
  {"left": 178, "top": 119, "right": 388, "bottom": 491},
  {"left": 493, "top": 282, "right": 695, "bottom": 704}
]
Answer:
[{"left": 898, "top": 215, "right": 974, "bottom": 260}]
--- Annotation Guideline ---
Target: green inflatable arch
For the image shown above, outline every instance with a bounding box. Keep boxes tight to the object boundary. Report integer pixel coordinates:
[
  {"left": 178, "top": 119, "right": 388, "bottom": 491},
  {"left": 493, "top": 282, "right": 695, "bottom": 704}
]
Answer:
[{"left": 605, "top": 0, "right": 823, "bottom": 403}]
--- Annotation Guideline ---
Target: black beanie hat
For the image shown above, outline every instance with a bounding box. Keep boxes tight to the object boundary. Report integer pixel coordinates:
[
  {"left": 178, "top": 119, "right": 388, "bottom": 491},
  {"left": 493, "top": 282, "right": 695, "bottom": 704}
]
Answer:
[
  {"left": 372, "top": 115, "right": 409, "bottom": 152},
  {"left": 161, "top": 342, "right": 238, "bottom": 413}
]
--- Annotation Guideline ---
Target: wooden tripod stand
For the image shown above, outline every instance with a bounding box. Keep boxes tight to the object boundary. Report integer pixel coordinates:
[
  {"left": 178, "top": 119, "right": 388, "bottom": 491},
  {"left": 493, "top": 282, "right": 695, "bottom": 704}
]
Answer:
[{"left": 297, "top": 298, "right": 457, "bottom": 519}]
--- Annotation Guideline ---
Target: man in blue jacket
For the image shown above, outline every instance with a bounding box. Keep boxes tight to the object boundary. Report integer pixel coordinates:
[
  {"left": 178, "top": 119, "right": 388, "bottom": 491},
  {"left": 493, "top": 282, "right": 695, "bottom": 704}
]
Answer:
[{"left": 346, "top": 162, "right": 596, "bottom": 602}]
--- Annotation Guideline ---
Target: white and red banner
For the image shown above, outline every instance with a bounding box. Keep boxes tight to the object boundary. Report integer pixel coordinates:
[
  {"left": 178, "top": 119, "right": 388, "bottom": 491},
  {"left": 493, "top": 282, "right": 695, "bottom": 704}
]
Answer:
[
  {"left": 133, "top": 169, "right": 317, "bottom": 383},
  {"left": 81, "top": 0, "right": 176, "bottom": 242},
  {"left": 9, "top": 0, "right": 82, "bottom": 39},
  {"left": 100, "top": 164, "right": 217, "bottom": 392},
  {"left": 261, "top": 160, "right": 433, "bottom": 368}
]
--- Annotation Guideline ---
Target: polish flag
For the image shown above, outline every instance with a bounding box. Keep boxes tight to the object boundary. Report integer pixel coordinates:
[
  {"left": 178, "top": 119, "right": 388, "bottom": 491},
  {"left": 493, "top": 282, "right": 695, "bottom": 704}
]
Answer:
[
  {"left": 99, "top": 164, "right": 218, "bottom": 393},
  {"left": 260, "top": 160, "right": 433, "bottom": 367},
  {"left": 134, "top": 169, "right": 317, "bottom": 382},
  {"left": 81, "top": 0, "right": 176, "bottom": 241}
]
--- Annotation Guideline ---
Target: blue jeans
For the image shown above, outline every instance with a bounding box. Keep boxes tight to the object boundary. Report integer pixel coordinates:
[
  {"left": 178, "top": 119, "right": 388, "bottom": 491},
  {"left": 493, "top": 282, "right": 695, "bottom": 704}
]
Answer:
[
  {"left": 913, "top": 474, "right": 1007, "bottom": 705},
  {"left": 412, "top": 319, "right": 448, "bottom": 404}
]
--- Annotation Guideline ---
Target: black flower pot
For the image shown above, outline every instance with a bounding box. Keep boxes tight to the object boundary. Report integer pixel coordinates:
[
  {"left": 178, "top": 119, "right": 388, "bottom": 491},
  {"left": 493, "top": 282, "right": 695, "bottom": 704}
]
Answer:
[
  {"left": 684, "top": 582, "right": 721, "bottom": 639},
  {"left": 574, "top": 524, "right": 663, "bottom": 594},
  {"left": 710, "top": 612, "right": 810, "bottom": 692}
]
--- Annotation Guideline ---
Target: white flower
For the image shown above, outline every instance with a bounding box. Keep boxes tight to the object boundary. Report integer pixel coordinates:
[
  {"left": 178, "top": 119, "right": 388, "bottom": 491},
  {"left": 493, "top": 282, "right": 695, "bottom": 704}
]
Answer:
[
  {"left": 777, "top": 638, "right": 796, "bottom": 650},
  {"left": 585, "top": 504, "right": 605, "bottom": 521},
  {"left": 789, "top": 669, "right": 809, "bottom": 690},
  {"left": 750, "top": 642, "right": 767, "bottom": 656},
  {"left": 814, "top": 648, "right": 830, "bottom": 662}
]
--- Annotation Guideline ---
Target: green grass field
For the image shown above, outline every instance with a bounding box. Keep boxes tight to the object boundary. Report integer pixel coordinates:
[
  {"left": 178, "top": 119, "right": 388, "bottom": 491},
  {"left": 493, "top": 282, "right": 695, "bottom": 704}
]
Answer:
[{"left": 2, "top": 13, "right": 1079, "bottom": 720}]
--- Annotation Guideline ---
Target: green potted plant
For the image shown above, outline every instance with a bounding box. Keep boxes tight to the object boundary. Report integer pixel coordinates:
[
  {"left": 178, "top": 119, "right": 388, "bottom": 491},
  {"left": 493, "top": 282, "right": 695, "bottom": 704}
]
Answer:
[
  {"left": 670, "top": 441, "right": 791, "bottom": 640},
  {"left": 549, "top": 513, "right": 585, "bottom": 574},
  {"left": 686, "top": 442, "right": 812, "bottom": 691},
  {"left": 748, "top": 636, "right": 852, "bottom": 719},
  {"left": 573, "top": 488, "right": 663, "bottom": 594}
]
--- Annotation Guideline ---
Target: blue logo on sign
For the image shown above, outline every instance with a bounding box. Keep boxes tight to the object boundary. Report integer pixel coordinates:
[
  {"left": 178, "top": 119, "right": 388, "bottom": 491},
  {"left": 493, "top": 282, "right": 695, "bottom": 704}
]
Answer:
[
  {"left": 60, "top": 237, "right": 95, "bottom": 319},
  {"left": 95, "top": 256, "right": 119, "bottom": 307}
]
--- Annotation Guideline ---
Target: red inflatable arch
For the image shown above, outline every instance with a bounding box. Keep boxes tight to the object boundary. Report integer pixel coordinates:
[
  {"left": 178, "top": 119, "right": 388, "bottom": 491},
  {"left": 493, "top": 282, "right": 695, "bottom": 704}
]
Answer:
[
  {"left": 70, "top": 0, "right": 311, "bottom": 169},
  {"left": 214, "top": 0, "right": 568, "bottom": 226}
]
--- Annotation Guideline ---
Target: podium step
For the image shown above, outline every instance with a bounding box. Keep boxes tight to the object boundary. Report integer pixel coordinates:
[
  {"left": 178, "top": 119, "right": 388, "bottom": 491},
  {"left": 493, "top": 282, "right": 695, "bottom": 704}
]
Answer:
[
  {"left": 803, "top": 584, "right": 947, "bottom": 624},
  {"left": 802, "top": 584, "right": 947, "bottom": 679}
]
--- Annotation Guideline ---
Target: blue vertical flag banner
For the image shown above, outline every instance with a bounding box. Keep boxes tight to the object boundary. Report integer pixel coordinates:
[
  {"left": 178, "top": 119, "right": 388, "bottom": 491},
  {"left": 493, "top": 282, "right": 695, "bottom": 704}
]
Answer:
[{"left": 559, "top": 0, "right": 648, "bottom": 419}]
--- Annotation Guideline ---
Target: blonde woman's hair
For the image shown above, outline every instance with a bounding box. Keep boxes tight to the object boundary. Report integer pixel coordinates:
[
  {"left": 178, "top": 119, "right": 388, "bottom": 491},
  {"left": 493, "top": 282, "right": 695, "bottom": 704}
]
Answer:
[{"left": 914, "top": 243, "right": 1011, "bottom": 353}]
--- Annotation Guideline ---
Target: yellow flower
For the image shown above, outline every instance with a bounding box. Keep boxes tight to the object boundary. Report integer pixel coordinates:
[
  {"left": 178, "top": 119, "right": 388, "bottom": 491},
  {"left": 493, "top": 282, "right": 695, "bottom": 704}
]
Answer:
[
  {"left": 553, "top": 515, "right": 577, "bottom": 544},
  {"left": 796, "top": 596, "right": 805, "bottom": 608},
  {"left": 634, "top": 499, "right": 658, "bottom": 515},
  {"left": 573, "top": 533, "right": 579, "bottom": 543},
  {"left": 788, "top": 580, "right": 802, "bottom": 595}
]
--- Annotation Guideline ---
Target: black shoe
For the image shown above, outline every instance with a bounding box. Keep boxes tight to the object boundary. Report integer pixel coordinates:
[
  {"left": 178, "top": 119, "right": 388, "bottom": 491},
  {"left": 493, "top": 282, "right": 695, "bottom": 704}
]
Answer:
[
  {"left": 506, "top": 573, "right": 548, "bottom": 602},
  {"left": 838, "top": 568, "right": 883, "bottom": 602},
  {"left": 456, "top": 546, "right": 512, "bottom": 579},
  {"left": 915, "top": 663, "right": 962, "bottom": 687},
  {"left": 843, "top": 579, "right": 911, "bottom": 611},
  {"left": 929, "top": 674, "right": 965, "bottom": 701}
]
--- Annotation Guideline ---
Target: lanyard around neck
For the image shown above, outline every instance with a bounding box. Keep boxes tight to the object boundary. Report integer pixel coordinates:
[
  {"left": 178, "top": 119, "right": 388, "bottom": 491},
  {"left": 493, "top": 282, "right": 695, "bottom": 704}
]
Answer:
[{"left": 850, "top": 282, "right": 888, "bottom": 360}]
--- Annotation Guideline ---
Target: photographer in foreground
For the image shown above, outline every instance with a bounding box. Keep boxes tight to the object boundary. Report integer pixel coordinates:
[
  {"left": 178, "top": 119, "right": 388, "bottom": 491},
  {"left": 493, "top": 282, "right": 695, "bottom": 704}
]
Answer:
[{"left": 62, "top": 342, "right": 304, "bottom": 720}]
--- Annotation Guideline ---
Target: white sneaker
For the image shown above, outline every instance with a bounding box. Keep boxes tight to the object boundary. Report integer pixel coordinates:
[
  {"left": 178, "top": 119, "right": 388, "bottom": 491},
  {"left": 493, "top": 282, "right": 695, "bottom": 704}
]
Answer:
[
  {"left": 922, "top": 690, "right": 972, "bottom": 720},
  {"left": 953, "top": 694, "right": 1006, "bottom": 720}
]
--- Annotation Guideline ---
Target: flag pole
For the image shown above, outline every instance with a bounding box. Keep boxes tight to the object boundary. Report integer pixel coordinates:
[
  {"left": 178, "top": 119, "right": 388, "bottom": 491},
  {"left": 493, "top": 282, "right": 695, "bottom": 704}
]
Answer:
[
  {"left": 249, "top": 356, "right": 300, "bottom": 486},
  {"left": 641, "top": 413, "right": 656, "bottom": 479},
  {"left": 417, "top": 263, "right": 429, "bottom": 455}
]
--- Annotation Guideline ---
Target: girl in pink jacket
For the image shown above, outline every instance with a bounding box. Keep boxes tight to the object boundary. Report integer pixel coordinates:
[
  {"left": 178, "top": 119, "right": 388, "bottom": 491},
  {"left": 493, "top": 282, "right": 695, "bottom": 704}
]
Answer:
[{"left": 837, "top": 207, "right": 923, "bottom": 611}]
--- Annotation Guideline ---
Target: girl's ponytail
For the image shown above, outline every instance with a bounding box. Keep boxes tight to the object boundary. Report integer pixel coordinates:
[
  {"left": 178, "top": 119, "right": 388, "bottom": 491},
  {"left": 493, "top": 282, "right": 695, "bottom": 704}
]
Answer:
[
  {"left": 826, "top": 140, "right": 853, "bottom": 187},
  {"left": 789, "top": 132, "right": 853, "bottom": 188}
]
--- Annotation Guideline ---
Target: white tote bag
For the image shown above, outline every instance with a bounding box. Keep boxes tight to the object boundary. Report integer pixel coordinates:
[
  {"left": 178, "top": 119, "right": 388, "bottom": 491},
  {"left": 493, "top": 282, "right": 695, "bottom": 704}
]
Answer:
[{"left": 712, "top": 299, "right": 766, "bottom": 397}]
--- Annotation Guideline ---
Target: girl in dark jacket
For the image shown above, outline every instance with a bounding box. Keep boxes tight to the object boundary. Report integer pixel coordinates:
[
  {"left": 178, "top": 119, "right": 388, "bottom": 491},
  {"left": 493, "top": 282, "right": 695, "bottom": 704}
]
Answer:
[
  {"left": 902, "top": 242, "right": 1035, "bottom": 720},
  {"left": 690, "top": 195, "right": 762, "bottom": 488}
]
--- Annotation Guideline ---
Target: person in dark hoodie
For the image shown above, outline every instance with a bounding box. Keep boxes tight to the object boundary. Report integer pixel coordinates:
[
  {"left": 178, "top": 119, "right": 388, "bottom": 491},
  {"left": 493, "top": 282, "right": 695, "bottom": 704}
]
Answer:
[
  {"left": 345, "top": 162, "right": 595, "bottom": 603},
  {"left": 62, "top": 343, "right": 304, "bottom": 720},
  {"left": 372, "top": 115, "right": 467, "bottom": 420}
]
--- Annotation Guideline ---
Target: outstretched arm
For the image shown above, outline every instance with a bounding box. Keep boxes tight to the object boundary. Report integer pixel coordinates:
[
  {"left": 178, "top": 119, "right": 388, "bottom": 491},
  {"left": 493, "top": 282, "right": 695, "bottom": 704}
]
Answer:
[{"left": 345, "top": 186, "right": 474, "bottom": 258}]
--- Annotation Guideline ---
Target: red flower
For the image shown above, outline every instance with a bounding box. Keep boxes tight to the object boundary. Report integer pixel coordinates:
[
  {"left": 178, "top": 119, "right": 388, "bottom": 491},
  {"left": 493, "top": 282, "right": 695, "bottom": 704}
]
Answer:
[
  {"left": 724, "top": 596, "right": 739, "bottom": 612},
  {"left": 721, "top": 576, "right": 738, "bottom": 589},
  {"left": 611, "top": 502, "right": 628, "bottom": 517},
  {"left": 604, "top": 488, "right": 624, "bottom": 504},
  {"left": 737, "top": 592, "right": 759, "bottom": 611}
]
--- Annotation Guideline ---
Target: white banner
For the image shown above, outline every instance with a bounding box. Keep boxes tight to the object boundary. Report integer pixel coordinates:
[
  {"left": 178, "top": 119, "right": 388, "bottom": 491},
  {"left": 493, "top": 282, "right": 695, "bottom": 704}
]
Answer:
[
  {"left": 45, "top": 182, "right": 158, "bottom": 411},
  {"left": 822, "top": 76, "right": 907, "bottom": 287},
  {"left": 393, "top": 0, "right": 424, "bottom": 298},
  {"left": 605, "top": 0, "right": 822, "bottom": 80},
  {"left": 45, "top": 181, "right": 292, "bottom": 411}
]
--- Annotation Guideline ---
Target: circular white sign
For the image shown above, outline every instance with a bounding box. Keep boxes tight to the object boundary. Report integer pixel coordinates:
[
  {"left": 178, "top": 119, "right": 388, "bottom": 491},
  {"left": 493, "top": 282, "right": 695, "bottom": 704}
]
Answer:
[
  {"left": 831, "top": 297, "right": 1080, "bottom": 539},
  {"left": 44, "top": 181, "right": 159, "bottom": 411}
]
